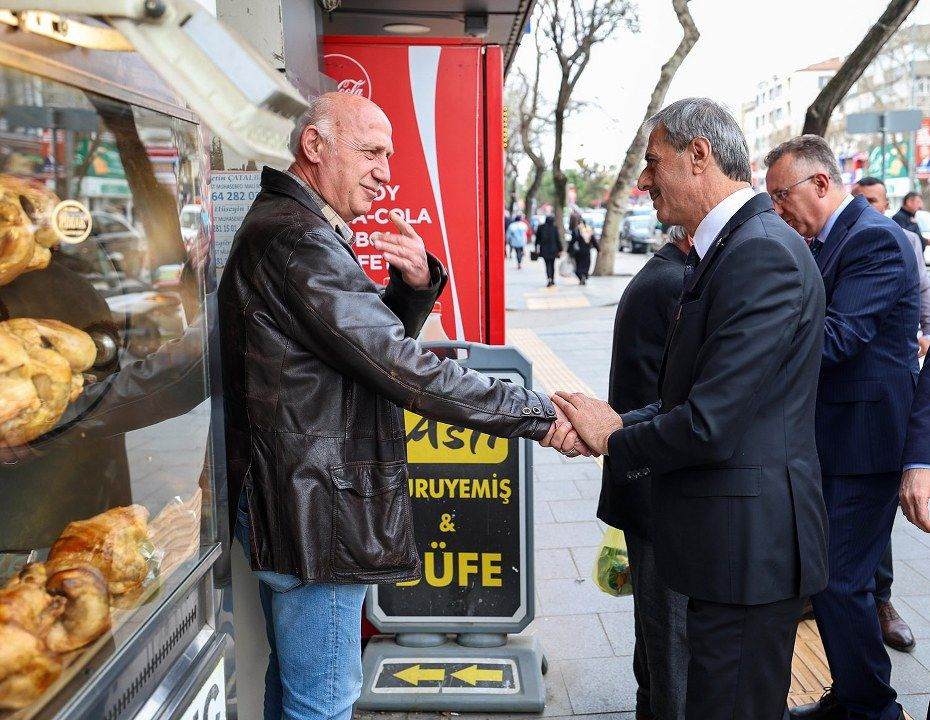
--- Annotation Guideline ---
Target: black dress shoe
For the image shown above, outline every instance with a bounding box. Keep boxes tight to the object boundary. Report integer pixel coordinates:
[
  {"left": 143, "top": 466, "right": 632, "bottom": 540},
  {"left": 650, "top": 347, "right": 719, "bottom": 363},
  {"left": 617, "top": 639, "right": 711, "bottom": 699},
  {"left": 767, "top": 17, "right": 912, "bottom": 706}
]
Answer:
[{"left": 789, "top": 688, "right": 846, "bottom": 719}]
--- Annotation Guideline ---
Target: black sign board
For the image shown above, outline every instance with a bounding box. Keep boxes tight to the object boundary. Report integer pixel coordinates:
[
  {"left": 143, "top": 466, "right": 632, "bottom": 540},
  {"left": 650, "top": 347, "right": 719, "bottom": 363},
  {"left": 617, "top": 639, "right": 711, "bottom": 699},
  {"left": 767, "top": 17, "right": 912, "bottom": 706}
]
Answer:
[{"left": 367, "top": 346, "right": 534, "bottom": 633}]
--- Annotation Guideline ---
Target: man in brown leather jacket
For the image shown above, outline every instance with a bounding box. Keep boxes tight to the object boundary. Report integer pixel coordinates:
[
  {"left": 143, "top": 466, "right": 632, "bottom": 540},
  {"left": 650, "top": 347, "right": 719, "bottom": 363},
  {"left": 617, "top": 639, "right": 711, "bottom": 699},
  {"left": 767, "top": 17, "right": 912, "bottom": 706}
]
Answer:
[{"left": 218, "top": 91, "right": 583, "bottom": 720}]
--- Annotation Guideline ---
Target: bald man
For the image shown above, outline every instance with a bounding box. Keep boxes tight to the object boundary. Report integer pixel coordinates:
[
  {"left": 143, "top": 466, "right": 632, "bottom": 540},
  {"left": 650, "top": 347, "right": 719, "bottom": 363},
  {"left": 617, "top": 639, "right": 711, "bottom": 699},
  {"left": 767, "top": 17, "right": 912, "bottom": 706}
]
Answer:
[{"left": 219, "top": 92, "right": 583, "bottom": 720}]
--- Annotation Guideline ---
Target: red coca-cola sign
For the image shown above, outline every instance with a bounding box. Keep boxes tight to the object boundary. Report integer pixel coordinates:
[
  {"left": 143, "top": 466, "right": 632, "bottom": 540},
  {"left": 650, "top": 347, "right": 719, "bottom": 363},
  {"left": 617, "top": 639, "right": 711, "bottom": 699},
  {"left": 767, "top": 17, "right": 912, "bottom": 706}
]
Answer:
[{"left": 323, "top": 53, "right": 372, "bottom": 99}]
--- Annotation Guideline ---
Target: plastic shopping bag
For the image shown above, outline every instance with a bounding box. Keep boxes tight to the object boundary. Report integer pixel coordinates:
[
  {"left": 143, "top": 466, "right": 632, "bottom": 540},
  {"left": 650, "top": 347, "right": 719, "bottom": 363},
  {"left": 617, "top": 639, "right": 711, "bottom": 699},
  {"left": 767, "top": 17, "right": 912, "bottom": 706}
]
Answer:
[
  {"left": 592, "top": 525, "right": 633, "bottom": 596},
  {"left": 558, "top": 255, "right": 575, "bottom": 277}
]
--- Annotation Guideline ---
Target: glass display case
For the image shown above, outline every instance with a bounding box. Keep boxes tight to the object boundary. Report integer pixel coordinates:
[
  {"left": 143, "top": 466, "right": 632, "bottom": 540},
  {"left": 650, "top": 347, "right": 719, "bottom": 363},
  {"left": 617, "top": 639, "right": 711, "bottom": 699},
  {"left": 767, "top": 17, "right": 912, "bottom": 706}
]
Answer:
[{"left": 0, "top": 27, "right": 227, "bottom": 720}]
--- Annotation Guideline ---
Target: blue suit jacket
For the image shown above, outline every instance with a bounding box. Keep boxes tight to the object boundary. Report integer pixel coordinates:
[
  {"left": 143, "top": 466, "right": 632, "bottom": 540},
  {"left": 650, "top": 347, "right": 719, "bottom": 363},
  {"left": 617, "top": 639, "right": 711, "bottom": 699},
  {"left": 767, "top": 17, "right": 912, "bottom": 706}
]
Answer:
[
  {"left": 903, "top": 360, "right": 930, "bottom": 466},
  {"left": 816, "top": 194, "right": 920, "bottom": 476}
]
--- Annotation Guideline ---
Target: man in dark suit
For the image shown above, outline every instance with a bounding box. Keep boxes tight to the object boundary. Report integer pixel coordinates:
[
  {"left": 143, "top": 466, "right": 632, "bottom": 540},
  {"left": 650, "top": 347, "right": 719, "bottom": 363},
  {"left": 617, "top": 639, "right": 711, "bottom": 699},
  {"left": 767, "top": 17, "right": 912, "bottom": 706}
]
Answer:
[
  {"left": 765, "top": 135, "right": 919, "bottom": 720},
  {"left": 601, "top": 225, "right": 691, "bottom": 720},
  {"left": 554, "top": 97, "right": 828, "bottom": 720},
  {"left": 892, "top": 191, "right": 923, "bottom": 238}
]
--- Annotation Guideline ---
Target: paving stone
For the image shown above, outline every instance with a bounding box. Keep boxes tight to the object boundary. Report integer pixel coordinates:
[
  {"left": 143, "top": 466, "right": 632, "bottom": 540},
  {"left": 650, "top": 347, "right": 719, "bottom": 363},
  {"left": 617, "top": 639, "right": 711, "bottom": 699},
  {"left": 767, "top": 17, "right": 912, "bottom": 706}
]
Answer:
[
  {"left": 535, "top": 548, "right": 581, "bottom": 580},
  {"left": 523, "top": 614, "right": 615, "bottom": 661},
  {"left": 535, "top": 522, "right": 605, "bottom": 550},
  {"left": 890, "top": 561, "right": 930, "bottom": 596},
  {"left": 890, "top": 533, "right": 930, "bottom": 561},
  {"left": 535, "top": 498, "right": 556, "bottom": 523},
  {"left": 569, "top": 545, "right": 599, "bottom": 578},
  {"left": 560, "top": 656, "right": 639, "bottom": 714},
  {"left": 550, "top": 498, "right": 600, "bottom": 523},
  {"left": 898, "top": 693, "right": 930, "bottom": 720},
  {"left": 535, "top": 464, "right": 587, "bottom": 484},
  {"left": 533, "top": 479, "right": 583, "bottom": 502},
  {"left": 574, "top": 478, "right": 603, "bottom": 499},
  {"left": 536, "top": 577, "right": 628, "bottom": 616},
  {"left": 890, "top": 651, "right": 930, "bottom": 694},
  {"left": 599, "top": 611, "right": 637, "bottom": 656}
]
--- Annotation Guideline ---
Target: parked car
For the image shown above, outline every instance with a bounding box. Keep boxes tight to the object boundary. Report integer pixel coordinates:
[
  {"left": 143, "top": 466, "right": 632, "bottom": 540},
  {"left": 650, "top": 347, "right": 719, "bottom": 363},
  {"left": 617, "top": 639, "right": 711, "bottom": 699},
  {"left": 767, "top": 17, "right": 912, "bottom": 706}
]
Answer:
[{"left": 619, "top": 213, "right": 654, "bottom": 253}]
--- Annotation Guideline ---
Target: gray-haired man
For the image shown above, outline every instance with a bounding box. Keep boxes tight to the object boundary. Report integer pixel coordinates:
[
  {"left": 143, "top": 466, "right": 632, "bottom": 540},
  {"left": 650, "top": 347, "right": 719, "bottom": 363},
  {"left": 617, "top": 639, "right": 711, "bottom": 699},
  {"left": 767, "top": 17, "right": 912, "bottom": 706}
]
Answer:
[{"left": 553, "top": 98, "right": 828, "bottom": 720}]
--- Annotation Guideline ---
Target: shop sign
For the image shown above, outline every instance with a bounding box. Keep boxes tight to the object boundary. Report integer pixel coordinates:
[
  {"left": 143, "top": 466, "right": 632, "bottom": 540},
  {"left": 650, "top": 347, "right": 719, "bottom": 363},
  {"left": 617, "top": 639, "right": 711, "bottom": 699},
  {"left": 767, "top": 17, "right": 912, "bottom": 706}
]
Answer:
[
  {"left": 916, "top": 117, "right": 930, "bottom": 179},
  {"left": 371, "top": 658, "right": 519, "bottom": 694},
  {"left": 51, "top": 199, "right": 92, "bottom": 244},
  {"left": 177, "top": 657, "right": 226, "bottom": 720},
  {"left": 323, "top": 42, "right": 489, "bottom": 343},
  {"left": 368, "top": 366, "right": 530, "bottom": 632},
  {"left": 210, "top": 171, "right": 261, "bottom": 272},
  {"left": 868, "top": 140, "right": 912, "bottom": 179},
  {"left": 73, "top": 139, "right": 125, "bottom": 178}
]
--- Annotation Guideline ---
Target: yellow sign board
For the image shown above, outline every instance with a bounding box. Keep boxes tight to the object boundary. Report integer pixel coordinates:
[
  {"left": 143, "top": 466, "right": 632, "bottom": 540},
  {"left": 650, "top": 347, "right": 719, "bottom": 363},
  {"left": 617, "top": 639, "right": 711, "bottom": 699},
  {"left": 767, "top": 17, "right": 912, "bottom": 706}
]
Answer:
[{"left": 404, "top": 411, "right": 508, "bottom": 464}]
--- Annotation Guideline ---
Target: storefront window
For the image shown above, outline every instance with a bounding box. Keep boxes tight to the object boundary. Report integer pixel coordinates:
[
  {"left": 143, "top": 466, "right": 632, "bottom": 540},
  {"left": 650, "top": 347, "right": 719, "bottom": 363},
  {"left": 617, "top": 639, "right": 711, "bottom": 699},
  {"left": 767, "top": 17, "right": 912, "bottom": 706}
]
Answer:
[{"left": 0, "top": 64, "right": 215, "bottom": 713}]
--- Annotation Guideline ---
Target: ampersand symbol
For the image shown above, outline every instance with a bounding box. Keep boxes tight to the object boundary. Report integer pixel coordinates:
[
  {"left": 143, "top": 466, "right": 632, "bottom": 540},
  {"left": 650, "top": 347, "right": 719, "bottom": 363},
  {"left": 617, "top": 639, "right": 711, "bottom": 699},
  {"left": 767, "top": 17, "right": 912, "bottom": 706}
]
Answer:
[{"left": 439, "top": 513, "right": 456, "bottom": 532}]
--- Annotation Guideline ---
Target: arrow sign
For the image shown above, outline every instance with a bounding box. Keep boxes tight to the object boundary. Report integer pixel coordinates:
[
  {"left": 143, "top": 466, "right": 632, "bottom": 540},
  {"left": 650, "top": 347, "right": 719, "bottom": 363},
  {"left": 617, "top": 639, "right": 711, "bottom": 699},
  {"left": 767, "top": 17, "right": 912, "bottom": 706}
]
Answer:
[
  {"left": 451, "top": 665, "right": 504, "bottom": 686},
  {"left": 393, "top": 664, "right": 446, "bottom": 686}
]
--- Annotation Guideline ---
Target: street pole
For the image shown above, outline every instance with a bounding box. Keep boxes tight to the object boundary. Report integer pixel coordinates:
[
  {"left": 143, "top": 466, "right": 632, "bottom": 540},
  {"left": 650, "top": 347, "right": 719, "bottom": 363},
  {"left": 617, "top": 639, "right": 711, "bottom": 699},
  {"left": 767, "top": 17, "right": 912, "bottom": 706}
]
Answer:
[{"left": 881, "top": 112, "right": 887, "bottom": 183}]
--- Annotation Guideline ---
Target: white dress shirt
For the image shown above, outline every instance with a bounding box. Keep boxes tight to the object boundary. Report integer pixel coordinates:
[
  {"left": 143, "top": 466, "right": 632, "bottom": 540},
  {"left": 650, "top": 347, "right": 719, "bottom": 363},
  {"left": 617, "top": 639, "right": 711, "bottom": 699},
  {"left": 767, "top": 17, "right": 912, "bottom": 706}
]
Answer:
[
  {"left": 693, "top": 187, "right": 757, "bottom": 259},
  {"left": 817, "top": 193, "right": 854, "bottom": 244}
]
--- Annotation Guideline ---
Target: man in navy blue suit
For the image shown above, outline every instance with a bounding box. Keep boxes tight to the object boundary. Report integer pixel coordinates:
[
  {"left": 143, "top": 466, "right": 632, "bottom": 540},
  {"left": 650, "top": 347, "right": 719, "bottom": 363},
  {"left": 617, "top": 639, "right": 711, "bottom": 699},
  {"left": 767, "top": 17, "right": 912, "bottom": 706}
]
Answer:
[{"left": 766, "top": 136, "right": 920, "bottom": 720}]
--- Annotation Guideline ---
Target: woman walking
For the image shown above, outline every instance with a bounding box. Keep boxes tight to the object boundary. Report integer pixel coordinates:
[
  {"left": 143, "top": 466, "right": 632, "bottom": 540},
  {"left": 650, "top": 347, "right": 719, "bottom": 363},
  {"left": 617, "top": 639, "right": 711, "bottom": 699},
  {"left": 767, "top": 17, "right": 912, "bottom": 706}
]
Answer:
[{"left": 568, "top": 218, "right": 597, "bottom": 285}]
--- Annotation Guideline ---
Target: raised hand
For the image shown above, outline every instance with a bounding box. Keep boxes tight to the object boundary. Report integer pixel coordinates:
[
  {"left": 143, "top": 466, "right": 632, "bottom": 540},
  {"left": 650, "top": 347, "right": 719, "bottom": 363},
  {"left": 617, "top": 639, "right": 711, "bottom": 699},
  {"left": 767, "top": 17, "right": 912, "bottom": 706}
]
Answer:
[
  {"left": 551, "top": 391, "right": 624, "bottom": 456},
  {"left": 370, "top": 209, "right": 431, "bottom": 289}
]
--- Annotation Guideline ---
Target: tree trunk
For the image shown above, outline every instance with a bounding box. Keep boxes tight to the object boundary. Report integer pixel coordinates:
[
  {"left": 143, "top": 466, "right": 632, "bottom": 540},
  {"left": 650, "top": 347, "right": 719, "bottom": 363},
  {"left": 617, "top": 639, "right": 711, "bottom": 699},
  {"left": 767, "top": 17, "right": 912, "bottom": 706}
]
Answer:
[
  {"left": 594, "top": 0, "right": 699, "bottom": 275},
  {"left": 523, "top": 163, "right": 545, "bottom": 218},
  {"left": 551, "top": 89, "right": 568, "bottom": 248},
  {"left": 802, "top": 0, "right": 919, "bottom": 136}
]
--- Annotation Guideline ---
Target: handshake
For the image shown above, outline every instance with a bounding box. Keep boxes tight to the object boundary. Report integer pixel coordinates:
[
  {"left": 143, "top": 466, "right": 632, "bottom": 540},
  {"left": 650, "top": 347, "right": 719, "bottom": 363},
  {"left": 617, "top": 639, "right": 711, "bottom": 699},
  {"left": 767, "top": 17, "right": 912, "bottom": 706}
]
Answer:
[{"left": 538, "top": 391, "right": 625, "bottom": 458}]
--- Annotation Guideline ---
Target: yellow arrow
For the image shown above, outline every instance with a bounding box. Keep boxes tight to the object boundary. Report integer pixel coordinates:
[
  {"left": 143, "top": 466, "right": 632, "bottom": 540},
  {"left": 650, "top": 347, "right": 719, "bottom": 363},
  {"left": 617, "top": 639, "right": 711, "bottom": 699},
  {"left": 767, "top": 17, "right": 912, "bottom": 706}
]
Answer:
[
  {"left": 451, "top": 665, "right": 504, "bottom": 686},
  {"left": 393, "top": 664, "right": 445, "bottom": 686}
]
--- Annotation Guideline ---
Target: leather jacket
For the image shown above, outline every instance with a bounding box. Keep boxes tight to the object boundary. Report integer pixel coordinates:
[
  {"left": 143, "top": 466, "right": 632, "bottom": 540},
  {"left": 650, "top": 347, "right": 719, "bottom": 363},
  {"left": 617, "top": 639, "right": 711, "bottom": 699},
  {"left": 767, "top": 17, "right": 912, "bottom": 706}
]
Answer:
[{"left": 218, "top": 168, "right": 556, "bottom": 584}]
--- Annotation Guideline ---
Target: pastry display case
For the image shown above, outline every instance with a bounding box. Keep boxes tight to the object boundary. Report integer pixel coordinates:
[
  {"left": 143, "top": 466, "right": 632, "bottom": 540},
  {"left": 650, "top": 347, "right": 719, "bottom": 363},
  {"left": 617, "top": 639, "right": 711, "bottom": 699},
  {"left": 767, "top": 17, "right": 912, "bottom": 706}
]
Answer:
[{"left": 0, "top": 22, "right": 228, "bottom": 720}]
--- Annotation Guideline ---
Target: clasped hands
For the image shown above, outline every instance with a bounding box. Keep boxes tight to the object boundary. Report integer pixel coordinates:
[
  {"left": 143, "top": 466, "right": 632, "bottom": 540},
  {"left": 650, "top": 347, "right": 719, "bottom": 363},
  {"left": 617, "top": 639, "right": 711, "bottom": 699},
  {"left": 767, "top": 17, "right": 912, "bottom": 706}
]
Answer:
[{"left": 539, "top": 391, "right": 624, "bottom": 458}]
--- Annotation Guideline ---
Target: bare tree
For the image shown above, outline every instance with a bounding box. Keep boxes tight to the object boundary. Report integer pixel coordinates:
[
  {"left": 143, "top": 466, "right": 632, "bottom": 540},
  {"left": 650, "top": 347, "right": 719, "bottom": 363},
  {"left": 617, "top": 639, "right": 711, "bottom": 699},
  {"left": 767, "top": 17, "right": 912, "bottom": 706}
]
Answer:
[
  {"left": 515, "top": 33, "right": 550, "bottom": 218},
  {"left": 539, "top": 0, "right": 637, "bottom": 241},
  {"left": 593, "top": 0, "right": 698, "bottom": 275},
  {"left": 802, "top": 0, "right": 919, "bottom": 136}
]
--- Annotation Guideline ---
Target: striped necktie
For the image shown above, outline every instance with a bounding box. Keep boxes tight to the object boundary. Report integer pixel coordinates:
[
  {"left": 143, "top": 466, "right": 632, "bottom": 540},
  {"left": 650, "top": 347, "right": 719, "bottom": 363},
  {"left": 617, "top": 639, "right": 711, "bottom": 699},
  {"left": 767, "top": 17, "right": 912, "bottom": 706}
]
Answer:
[{"left": 809, "top": 237, "right": 823, "bottom": 259}]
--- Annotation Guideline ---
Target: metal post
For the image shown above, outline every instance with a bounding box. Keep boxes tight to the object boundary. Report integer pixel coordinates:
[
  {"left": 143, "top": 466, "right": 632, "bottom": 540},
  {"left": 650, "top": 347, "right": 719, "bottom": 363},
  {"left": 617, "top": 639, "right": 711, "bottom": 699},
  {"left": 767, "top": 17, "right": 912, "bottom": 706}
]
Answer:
[{"left": 881, "top": 112, "right": 887, "bottom": 183}]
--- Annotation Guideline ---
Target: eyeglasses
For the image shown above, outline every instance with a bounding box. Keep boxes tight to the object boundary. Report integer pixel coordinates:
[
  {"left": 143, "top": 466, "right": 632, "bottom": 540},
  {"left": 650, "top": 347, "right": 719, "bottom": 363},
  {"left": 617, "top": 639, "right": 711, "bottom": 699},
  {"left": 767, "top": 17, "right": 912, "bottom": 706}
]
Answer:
[{"left": 769, "top": 175, "right": 817, "bottom": 205}]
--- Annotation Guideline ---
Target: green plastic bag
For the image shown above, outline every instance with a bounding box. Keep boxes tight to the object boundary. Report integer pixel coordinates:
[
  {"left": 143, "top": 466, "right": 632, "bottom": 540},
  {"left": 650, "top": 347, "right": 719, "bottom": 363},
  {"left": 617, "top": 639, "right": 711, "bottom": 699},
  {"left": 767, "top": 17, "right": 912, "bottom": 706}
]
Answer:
[{"left": 592, "top": 526, "right": 633, "bottom": 596}]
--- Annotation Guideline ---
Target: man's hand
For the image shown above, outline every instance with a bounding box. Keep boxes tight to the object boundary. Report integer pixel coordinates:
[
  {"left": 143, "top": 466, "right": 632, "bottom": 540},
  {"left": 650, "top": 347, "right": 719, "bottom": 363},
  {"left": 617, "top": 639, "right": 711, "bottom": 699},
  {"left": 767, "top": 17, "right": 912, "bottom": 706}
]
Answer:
[
  {"left": 371, "top": 210, "right": 431, "bottom": 289},
  {"left": 901, "top": 467, "right": 930, "bottom": 533},
  {"left": 539, "top": 403, "right": 595, "bottom": 457},
  {"left": 918, "top": 335, "right": 929, "bottom": 359},
  {"left": 551, "top": 391, "right": 623, "bottom": 456}
]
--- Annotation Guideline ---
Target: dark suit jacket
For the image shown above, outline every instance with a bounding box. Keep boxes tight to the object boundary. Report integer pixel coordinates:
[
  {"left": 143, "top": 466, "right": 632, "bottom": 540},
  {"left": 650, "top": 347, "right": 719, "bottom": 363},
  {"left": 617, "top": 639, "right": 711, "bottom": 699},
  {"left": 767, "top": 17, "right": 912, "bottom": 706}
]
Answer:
[
  {"left": 892, "top": 207, "right": 921, "bottom": 237},
  {"left": 816, "top": 195, "right": 920, "bottom": 476},
  {"left": 903, "top": 360, "right": 930, "bottom": 466},
  {"left": 605, "top": 193, "right": 828, "bottom": 606},
  {"left": 598, "top": 243, "right": 687, "bottom": 539}
]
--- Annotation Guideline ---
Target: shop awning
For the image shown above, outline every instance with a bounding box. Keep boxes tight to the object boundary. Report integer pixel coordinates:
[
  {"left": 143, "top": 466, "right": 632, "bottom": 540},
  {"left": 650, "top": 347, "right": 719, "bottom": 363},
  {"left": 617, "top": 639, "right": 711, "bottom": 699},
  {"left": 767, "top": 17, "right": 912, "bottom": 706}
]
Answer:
[{"left": 319, "top": 0, "right": 535, "bottom": 73}]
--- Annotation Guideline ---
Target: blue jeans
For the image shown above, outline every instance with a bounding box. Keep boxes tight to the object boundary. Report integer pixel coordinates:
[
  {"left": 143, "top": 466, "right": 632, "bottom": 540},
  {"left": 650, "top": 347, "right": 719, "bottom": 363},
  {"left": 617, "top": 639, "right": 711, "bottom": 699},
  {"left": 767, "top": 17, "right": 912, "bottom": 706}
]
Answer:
[{"left": 236, "top": 502, "right": 368, "bottom": 720}]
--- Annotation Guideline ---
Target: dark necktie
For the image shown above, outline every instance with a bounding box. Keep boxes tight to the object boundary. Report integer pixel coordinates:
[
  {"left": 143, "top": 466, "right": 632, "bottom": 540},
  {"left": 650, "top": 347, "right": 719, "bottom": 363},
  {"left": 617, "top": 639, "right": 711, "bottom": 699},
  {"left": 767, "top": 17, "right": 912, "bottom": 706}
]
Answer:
[
  {"left": 809, "top": 237, "right": 823, "bottom": 259},
  {"left": 682, "top": 247, "right": 699, "bottom": 293}
]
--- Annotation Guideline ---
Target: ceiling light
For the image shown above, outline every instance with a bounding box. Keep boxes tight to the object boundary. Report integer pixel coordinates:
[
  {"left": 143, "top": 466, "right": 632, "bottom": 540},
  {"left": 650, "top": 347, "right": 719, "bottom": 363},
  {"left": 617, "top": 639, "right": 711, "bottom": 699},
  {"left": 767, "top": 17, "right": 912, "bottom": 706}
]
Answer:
[{"left": 382, "top": 23, "right": 431, "bottom": 35}]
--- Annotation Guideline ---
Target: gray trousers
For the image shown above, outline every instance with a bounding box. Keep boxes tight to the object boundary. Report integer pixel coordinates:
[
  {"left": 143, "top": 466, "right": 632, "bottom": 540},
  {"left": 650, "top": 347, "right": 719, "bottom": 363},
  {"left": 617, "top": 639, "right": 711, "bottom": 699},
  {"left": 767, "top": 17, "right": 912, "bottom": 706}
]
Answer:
[{"left": 627, "top": 532, "right": 689, "bottom": 720}]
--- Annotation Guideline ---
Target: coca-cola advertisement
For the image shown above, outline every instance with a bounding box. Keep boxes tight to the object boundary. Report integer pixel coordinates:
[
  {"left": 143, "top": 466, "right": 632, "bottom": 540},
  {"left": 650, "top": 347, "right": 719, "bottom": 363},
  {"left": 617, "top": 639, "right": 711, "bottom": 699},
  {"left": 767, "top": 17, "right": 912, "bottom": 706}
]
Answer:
[{"left": 323, "top": 38, "right": 505, "bottom": 344}]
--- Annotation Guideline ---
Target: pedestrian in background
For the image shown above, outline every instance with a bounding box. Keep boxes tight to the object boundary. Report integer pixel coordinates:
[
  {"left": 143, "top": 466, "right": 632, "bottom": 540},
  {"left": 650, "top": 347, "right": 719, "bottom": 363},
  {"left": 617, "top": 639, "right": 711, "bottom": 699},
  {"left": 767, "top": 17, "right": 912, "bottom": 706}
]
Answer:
[
  {"left": 599, "top": 223, "right": 692, "bottom": 720},
  {"left": 506, "top": 214, "right": 528, "bottom": 269},
  {"left": 536, "top": 214, "right": 562, "bottom": 287},
  {"left": 766, "top": 135, "right": 918, "bottom": 720},
  {"left": 892, "top": 191, "right": 923, "bottom": 240},
  {"left": 569, "top": 218, "right": 597, "bottom": 285}
]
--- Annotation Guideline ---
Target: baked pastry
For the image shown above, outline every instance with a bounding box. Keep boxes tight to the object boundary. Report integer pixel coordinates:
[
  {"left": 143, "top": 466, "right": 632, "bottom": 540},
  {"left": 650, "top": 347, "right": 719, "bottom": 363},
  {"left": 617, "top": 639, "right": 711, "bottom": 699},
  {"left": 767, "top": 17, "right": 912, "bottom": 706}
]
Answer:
[
  {"left": 0, "top": 175, "right": 61, "bottom": 286},
  {"left": 0, "top": 318, "right": 97, "bottom": 445},
  {"left": 44, "top": 565, "right": 111, "bottom": 653},
  {"left": 48, "top": 505, "right": 152, "bottom": 597},
  {"left": 0, "top": 622, "right": 62, "bottom": 710}
]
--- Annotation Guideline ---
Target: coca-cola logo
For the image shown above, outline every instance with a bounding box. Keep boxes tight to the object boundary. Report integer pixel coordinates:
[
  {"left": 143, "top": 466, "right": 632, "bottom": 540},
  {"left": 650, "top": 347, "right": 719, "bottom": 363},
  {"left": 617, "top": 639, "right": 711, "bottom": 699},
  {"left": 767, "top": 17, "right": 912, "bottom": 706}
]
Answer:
[{"left": 324, "top": 53, "right": 372, "bottom": 99}]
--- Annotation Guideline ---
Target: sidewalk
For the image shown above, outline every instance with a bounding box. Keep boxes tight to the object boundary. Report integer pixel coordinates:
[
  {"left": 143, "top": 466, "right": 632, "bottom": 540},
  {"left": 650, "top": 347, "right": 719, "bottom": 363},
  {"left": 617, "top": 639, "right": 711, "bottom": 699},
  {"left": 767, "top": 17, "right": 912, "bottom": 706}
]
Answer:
[{"left": 361, "top": 251, "right": 930, "bottom": 720}]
